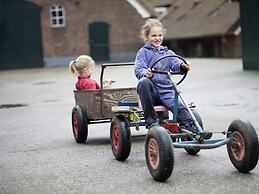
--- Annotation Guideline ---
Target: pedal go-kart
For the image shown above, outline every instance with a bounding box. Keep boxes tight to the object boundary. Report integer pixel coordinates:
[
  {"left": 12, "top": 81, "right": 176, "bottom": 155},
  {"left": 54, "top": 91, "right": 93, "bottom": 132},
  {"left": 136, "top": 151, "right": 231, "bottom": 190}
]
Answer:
[{"left": 110, "top": 54, "right": 259, "bottom": 182}]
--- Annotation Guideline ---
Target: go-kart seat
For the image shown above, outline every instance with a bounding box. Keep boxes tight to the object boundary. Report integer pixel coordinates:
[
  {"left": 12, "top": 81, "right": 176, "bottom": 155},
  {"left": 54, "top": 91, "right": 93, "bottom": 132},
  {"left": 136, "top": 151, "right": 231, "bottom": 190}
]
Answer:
[{"left": 138, "top": 98, "right": 169, "bottom": 121}]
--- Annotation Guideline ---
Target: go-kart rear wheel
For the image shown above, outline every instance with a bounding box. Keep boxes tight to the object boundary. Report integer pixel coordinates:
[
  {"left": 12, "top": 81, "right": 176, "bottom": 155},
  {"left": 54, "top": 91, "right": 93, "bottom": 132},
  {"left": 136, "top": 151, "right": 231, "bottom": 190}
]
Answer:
[
  {"left": 72, "top": 105, "right": 88, "bottom": 143},
  {"left": 110, "top": 115, "right": 131, "bottom": 161},
  {"left": 227, "top": 119, "right": 259, "bottom": 173},
  {"left": 183, "top": 109, "right": 202, "bottom": 155},
  {"left": 145, "top": 126, "right": 174, "bottom": 182}
]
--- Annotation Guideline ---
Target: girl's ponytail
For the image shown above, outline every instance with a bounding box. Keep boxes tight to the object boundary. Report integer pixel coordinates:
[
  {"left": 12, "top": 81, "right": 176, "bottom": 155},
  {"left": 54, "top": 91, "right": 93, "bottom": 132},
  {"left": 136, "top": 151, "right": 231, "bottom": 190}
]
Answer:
[{"left": 69, "top": 60, "right": 77, "bottom": 75}]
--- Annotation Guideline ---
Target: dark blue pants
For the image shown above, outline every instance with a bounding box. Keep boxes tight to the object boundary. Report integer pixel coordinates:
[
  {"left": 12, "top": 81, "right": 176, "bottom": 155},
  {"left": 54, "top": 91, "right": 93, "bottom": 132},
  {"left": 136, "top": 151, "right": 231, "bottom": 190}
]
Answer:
[{"left": 137, "top": 77, "right": 192, "bottom": 128}]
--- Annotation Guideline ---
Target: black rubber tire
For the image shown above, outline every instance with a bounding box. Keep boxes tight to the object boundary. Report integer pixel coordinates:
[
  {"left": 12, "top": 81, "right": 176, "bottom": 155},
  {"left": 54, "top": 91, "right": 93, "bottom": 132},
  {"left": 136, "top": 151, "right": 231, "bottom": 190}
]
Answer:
[
  {"left": 145, "top": 126, "right": 174, "bottom": 182},
  {"left": 227, "top": 119, "right": 259, "bottom": 173},
  {"left": 110, "top": 115, "right": 131, "bottom": 161},
  {"left": 183, "top": 109, "right": 202, "bottom": 155},
  {"left": 71, "top": 105, "right": 88, "bottom": 143}
]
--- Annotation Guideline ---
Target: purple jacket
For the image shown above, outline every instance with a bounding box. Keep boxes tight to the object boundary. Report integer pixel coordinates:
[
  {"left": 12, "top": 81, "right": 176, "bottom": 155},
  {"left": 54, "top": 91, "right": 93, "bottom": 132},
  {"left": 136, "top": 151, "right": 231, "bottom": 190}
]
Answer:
[{"left": 134, "top": 44, "right": 183, "bottom": 89}]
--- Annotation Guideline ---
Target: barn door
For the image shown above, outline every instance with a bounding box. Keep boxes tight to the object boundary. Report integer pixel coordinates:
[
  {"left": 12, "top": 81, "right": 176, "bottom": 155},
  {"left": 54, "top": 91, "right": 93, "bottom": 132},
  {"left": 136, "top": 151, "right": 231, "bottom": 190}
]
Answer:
[
  {"left": 89, "top": 22, "right": 109, "bottom": 61},
  {"left": 0, "top": 1, "right": 6, "bottom": 69},
  {"left": 0, "top": 0, "right": 43, "bottom": 70},
  {"left": 202, "top": 42, "right": 215, "bottom": 57},
  {"left": 0, "top": 22, "right": 5, "bottom": 70}
]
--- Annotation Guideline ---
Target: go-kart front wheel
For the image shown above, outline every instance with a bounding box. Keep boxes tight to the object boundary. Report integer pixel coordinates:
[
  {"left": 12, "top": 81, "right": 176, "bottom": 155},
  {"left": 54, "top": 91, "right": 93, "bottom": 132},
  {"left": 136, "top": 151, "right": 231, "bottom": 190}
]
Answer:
[
  {"left": 110, "top": 115, "right": 131, "bottom": 161},
  {"left": 227, "top": 119, "right": 259, "bottom": 173},
  {"left": 72, "top": 105, "right": 88, "bottom": 143},
  {"left": 145, "top": 126, "right": 174, "bottom": 182}
]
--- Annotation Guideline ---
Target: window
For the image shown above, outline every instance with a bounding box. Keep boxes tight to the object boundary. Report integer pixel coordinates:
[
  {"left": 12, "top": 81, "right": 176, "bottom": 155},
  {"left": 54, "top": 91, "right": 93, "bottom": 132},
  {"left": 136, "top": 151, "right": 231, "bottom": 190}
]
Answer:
[{"left": 50, "top": 4, "right": 65, "bottom": 28}]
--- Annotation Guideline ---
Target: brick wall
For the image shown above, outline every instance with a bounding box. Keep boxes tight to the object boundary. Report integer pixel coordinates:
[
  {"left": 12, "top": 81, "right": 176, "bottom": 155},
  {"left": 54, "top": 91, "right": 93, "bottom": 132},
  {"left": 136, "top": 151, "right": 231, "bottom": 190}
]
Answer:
[{"left": 26, "top": 0, "right": 145, "bottom": 64}]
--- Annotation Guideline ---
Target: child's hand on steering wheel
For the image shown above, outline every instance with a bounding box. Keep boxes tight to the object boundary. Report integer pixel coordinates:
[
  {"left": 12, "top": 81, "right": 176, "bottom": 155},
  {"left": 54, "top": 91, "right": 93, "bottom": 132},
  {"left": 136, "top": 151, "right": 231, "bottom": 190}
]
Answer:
[
  {"left": 146, "top": 68, "right": 153, "bottom": 78},
  {"left": 181, "top": 60, "right": 191, "bottom": 71}
]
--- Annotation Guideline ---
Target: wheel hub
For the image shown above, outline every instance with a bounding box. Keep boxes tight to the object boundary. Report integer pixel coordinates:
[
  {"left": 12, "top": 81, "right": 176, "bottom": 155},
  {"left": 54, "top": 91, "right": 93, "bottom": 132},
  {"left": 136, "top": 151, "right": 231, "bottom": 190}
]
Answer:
[
  {"left": 73, "top": 113, "right": 78, "bottom": 136},
  {"left": 112, "top": 126, "right": 119, "bottom": 151},
  {"left": 148, "top": 138, "right": 159, "bottom": 169},
  {"left": 231, "top": 131, "right": 245, "bottom": 161}
]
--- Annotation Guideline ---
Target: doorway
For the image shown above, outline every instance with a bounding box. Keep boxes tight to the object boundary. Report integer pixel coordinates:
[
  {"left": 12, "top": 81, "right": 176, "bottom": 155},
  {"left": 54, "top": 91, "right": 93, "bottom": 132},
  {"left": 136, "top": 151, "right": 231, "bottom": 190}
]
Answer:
[{"left": 89, "top": 21, "right": 110, "bottom": 61}]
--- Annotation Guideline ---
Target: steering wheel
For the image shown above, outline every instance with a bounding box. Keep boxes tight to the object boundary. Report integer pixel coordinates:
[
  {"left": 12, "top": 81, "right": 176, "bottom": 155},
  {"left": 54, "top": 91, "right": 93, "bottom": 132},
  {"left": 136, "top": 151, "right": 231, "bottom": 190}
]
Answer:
[{"left": 150, "top": 54, "right": 188, "bottom": 86}]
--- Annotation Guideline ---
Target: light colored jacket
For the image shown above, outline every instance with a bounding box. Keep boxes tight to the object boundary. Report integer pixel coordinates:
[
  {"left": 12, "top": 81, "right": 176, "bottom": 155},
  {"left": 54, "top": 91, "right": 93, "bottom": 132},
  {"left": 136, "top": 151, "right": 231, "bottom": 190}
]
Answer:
[{"left": 134, "top": 44, "right": 183, "bottom": 89}]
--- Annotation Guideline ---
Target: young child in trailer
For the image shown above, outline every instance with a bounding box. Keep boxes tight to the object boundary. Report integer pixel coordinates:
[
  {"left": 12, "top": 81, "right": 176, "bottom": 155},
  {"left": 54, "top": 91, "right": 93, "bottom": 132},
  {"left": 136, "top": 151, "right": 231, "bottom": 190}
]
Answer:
[
  {"left": 134, "top": 19, "right": 195, "bottom": 131},
  {"left": 69, "top": 55, "right": 100, "bottom": 90}
]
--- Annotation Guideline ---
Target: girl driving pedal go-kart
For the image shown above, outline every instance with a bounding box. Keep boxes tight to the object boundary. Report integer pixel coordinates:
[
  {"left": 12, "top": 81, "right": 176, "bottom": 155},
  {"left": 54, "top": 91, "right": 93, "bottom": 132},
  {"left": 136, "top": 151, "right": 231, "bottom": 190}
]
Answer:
[
  {"left": 110, "top": 19, "right": 259, "bottom": 182},
  {"left": 110, "top": 53, "right": 258, "bottom": 182}
]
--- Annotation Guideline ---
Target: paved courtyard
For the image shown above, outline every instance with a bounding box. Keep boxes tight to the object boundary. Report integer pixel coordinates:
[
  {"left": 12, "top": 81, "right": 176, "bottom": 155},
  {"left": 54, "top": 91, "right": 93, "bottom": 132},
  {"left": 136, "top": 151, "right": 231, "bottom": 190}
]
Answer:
[{"left": 0, "top": 58, "right": 259, "bottom": 194}]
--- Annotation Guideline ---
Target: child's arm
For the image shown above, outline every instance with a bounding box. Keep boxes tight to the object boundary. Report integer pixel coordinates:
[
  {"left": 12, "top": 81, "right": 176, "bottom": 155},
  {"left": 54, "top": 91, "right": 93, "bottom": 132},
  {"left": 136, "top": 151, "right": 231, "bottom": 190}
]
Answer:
[{"left": 134, "top": 49, "right": 149, "bottom": 79}]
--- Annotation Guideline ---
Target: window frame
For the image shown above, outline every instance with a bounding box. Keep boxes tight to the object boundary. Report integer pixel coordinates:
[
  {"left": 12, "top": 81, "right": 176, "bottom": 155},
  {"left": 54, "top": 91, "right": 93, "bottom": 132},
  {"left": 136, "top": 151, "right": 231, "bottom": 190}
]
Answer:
[{"left": 49, "top": 4, "right": 66, "bottom": 28}]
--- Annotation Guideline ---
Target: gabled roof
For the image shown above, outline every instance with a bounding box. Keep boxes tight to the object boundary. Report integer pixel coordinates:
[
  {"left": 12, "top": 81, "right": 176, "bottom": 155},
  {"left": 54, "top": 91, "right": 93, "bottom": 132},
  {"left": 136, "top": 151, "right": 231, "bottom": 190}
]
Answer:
[{"left": 158, "top": 0, "right": 240, "bottom": 39}]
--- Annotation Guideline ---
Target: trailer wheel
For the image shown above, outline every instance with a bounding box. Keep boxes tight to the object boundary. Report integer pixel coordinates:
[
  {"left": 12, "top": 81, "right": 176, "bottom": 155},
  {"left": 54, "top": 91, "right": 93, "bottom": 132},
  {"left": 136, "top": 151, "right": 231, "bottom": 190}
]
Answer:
[
  {"left": 72, "top": 105, "right": 88, "bottom": 143},
  {"left": 183, "top": 109, "right": 202, "bottom": 155},
  {"left": 110, "top": 115, "right": 131, "bottom": 161},
  {"left": 145, "top": 126, "right": 174, "bottom": 182},
  {"left": 227, "top": 119, "right": 259, "bottom": 173}
]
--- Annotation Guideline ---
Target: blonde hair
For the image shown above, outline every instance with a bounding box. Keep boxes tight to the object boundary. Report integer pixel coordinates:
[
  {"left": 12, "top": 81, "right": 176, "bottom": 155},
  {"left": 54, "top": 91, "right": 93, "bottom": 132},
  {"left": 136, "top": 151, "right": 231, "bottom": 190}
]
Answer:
[
  {"left": 69, "top": 55, "right": 95, "bottom": 76},
  {"left": 139, "top": 18, "right": 166, "bottom": 43}
]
